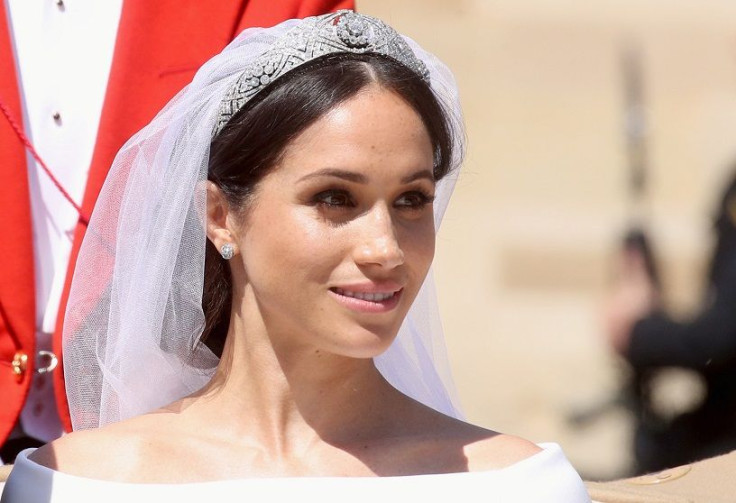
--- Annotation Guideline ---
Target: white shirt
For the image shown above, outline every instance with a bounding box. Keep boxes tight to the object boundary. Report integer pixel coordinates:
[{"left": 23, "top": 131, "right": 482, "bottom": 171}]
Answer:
[{"left": 5, "top": 0, "right": 123, "bottom": 442}]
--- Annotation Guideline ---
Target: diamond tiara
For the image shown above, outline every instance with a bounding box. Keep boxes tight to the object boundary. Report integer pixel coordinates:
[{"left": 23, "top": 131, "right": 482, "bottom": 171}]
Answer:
[{"left": 213, "top": 10, "right": 430, "bottom": 137}]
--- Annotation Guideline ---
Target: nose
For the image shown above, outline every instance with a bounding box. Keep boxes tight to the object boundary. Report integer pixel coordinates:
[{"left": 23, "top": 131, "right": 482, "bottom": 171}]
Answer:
[{"left": 353, "top": 204, "right": 405, "bottom": 269}]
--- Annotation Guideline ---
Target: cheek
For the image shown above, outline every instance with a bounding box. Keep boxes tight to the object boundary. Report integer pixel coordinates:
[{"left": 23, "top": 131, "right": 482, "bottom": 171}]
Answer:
[
  {"left": 244, "top": 206, "right": 344, "bottom": 282},
  {"left": 402, "top": 219, "right": 436, "bottom": 274}
]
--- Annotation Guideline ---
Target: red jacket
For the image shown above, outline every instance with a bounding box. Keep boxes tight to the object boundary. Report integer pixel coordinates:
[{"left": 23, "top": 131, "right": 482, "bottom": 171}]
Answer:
[{"left": 0, "top": 0, "right": 353, "bottom": 444}]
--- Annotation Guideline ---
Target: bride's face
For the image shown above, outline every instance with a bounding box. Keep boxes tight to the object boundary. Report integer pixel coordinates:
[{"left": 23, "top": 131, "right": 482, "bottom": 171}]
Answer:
[{"left": 234, "top": 85, "right": 436, "bottom": 357}]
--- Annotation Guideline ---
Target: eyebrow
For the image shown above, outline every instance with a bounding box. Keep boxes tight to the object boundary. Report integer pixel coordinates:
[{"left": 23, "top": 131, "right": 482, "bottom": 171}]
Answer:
[{"left": 297, "top": 168, "right": 435, "bottom": 184}]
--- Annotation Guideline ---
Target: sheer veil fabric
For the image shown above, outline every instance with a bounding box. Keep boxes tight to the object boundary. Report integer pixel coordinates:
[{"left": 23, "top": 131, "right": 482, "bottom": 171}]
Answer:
[{"left": 63, "top": 13, "right": 467, "bottom": 431}]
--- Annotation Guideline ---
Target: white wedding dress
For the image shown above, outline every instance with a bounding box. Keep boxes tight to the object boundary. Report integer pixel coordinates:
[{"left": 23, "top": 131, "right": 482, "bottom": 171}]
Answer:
[{"left": 1, "top": 443, "right": 591, "bottom": 502}]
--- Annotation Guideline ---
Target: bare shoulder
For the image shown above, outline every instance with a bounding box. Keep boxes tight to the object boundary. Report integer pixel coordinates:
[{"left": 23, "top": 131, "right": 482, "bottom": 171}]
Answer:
[
  {"left": 28, "top": 413, "right": 179, "bottom": 482},
  {"left": 463, "top": 431, "right": 542, "bottom": 471},
  {"left": 29, "top": 426, "right": 137, "bottom": 480},
  {"left": 399, "top": 405, "right": 542, "bottom": 473}
]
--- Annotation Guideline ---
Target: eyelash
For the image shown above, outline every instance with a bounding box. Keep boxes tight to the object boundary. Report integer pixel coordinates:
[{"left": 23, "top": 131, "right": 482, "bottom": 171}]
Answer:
[{"left": 313, "top": 189, "right": 435, "bottom": 211}]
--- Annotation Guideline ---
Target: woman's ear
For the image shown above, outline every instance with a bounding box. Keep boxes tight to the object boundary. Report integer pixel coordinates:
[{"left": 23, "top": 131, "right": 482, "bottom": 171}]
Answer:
[{"left": 206, "top": 181, "right": 239, "bottom": 258}]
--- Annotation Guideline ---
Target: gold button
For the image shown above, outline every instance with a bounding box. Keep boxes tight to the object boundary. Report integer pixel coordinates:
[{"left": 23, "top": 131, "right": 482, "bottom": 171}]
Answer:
[{"left": 11, "top": 351, "right": 28, "bottom": 381}]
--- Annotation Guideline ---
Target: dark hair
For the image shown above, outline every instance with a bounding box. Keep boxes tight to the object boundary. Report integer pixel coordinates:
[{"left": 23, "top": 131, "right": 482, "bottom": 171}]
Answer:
[{"left": 201, "top": 53, "right": 458, "bottom": 356}]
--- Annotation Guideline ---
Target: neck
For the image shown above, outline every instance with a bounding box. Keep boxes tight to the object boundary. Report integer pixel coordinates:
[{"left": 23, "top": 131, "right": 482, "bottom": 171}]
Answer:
[{"left": 189, "top": 298, "right": 404, "bottom": 457}]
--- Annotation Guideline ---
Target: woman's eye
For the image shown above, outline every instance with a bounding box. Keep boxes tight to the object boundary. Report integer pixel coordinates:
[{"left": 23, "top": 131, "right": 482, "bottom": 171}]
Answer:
[
  {"left": 395, "top": 191, "right": 435, "bottom": 209},
  {"left": 314, "top": 190, "right": 354, "bottom": 208}
]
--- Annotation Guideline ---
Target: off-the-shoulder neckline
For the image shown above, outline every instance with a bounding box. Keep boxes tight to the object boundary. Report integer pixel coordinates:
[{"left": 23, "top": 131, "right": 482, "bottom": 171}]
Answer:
[{"left": 14, "top": 443, "right": 563, "bottom": 486}]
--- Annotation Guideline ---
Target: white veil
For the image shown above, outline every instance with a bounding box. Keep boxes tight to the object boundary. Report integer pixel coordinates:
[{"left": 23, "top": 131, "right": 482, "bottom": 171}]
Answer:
[{"left": 63, "top": 13, "right": 466, "bottom": 431}]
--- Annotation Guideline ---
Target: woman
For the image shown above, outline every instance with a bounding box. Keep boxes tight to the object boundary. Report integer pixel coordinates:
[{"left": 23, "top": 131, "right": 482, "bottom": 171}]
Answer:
[{"left": 2, "top": 11, "right": 590, "bottom": 502}]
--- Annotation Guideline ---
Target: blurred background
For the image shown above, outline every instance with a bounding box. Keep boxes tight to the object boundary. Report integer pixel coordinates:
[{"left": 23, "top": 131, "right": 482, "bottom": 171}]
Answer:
[{"left": 358, "top": 0, "right": 736, "bottom": 480}]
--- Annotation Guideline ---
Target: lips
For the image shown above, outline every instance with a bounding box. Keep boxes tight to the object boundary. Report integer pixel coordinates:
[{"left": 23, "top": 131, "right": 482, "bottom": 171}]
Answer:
[
  {"left": 328, "top": 285, "right": 403, "bottom": 313},
  {"left": 331, "top": 287, "right": 397, "bottom": 302}
]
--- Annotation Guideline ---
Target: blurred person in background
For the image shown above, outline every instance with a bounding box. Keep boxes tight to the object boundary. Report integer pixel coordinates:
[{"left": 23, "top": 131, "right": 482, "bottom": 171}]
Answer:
[
  {"left": 0, "top": 0, "right": 351, "bottom": 464},
  {"left": 604, "top": 169, "right": 736, "bottom": 474}
]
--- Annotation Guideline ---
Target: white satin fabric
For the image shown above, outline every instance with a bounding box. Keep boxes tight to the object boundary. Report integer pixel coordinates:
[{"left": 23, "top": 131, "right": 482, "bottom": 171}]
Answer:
[{"left": 1, "top": 444, "right": 592, "bottom": 503}]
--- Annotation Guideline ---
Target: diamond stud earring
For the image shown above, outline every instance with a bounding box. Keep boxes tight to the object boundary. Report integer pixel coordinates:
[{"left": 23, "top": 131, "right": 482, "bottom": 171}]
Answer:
[{"left": 220, "top": 243, "right": 234, "bottom": 260}]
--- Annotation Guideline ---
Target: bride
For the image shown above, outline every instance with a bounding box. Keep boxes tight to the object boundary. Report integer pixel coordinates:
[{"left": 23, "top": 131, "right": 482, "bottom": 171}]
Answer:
[{"left": 2, "top": 11, "right": 590, "bottom": 502}]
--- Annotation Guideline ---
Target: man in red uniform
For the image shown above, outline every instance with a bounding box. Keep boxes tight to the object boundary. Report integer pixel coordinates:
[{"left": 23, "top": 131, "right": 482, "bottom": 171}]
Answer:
[{"left": 0, "top": 0, "right": 353, "bottom": 462}]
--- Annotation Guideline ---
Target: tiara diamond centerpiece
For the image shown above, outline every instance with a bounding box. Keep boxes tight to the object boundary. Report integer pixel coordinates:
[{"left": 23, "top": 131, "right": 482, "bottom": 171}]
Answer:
[{"left": 336, "top": 12, "right": 373, "bottom": 48}]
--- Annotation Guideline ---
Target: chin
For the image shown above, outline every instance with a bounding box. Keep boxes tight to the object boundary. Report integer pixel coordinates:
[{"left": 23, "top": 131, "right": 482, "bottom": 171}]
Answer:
[{"left": 335, "top": 325, "right": 400, "bottom": 359}]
